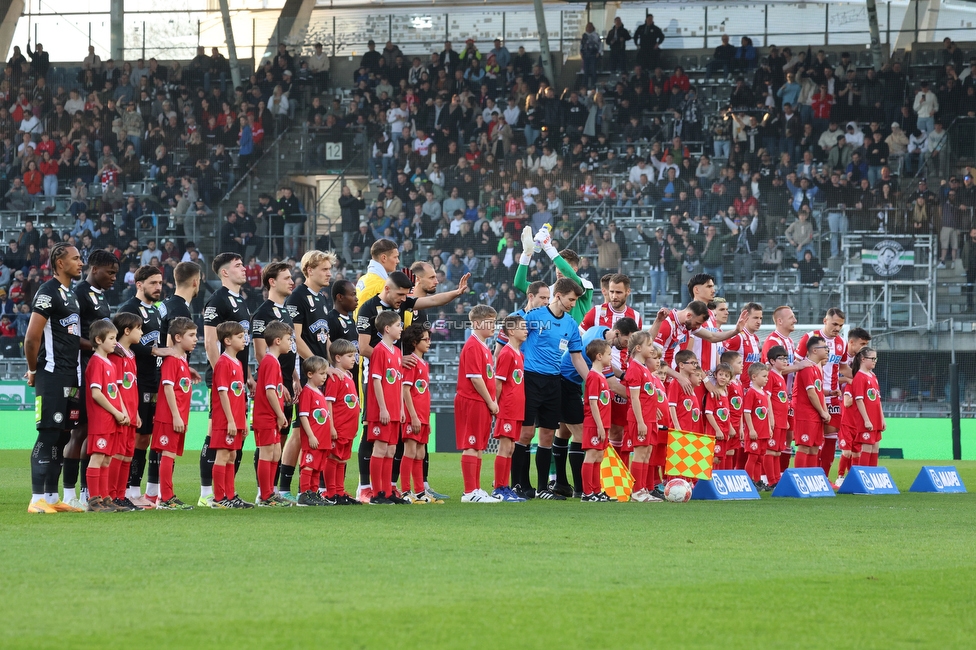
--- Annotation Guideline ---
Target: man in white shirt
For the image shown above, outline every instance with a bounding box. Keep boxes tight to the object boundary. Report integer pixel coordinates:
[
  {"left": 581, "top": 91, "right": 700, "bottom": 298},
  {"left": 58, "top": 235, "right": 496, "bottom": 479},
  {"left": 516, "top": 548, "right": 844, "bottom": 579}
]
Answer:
[
  {"left": 412, "top": 130, "right": 433, "bottom": 157},
  {"left": 307, "top": 42, "right": 331, "bottom": 93},
  {"left": 387, "top": 101, "right": 409, "bottom": 150},
  {"left": 913, "top": 80, "right": 939, "bottom": 133},
  {"left": 503, "top": 98, "right": 521, "bottom": 129},
  {"left": 629, "top": 159, "right": 654, "bottom": 184}
]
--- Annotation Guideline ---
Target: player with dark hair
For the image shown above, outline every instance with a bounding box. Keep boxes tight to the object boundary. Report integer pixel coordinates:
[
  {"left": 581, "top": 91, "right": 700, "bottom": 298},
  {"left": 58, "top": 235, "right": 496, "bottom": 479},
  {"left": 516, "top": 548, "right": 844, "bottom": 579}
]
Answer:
[
  {"left": 26, "top": 243, "right": 85, "bottom": 513},
  {"left": 61, "top": 248, "right": 118, "bottom": 510},
  {"left": 649, "top": 301, "right": 746, "bottom": 391},
  {"left": 160, "top": 262, "right": 202, "bottom": 347},
  {"left": 251, "top": 262, "right": 300, "bottom": 500},
  {"left": 792, "top": 335, "right": 831, "bottom": 469},
  {"left": 198, "top": 252, "right": 253, "bottom": 506},
  {"left": 119, "top": 264, "right": 174, "bottom": 508}
]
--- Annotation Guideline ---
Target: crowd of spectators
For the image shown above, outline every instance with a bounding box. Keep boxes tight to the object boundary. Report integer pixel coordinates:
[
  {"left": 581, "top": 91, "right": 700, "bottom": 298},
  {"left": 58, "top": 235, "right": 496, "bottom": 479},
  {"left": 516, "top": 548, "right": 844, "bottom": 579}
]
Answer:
[{"left": 1, "top": 23, "right": 976, "bottom": 337}]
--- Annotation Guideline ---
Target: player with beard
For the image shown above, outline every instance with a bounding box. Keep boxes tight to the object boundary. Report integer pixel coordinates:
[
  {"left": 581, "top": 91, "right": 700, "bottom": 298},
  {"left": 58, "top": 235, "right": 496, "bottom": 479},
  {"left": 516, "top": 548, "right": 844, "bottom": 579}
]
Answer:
[
  {"left": 680, "top": 274, "right": 722, "bottom": 373},
  {"left": 61, "top": 249, "right": 118, "bottom": 510},
  {"left": 355, "top": 271, "right": 469, "bottom": 503},
  {"left": 199, "top": 252, "right": 254, "bottom": 507},
  {"left": 722, "top": 303, "right": 764, "bottom": 389},
  {"left": 796, "top": 308, "right": 851, "bottom": 480},
  {"left": 251, "top": 262, "right": 300, "bottom": 499},
  {"left": 26, "top": 244, "right": 85, "bottom": 513},
  {"left": 276, "top": 251, "right": 335, "bottom": 501},
  {"left": 119, "top": 265, "right": 179, "bottom": 508},
  {"left": 160, "top": 262, "right": 202, "bottom": 346}
]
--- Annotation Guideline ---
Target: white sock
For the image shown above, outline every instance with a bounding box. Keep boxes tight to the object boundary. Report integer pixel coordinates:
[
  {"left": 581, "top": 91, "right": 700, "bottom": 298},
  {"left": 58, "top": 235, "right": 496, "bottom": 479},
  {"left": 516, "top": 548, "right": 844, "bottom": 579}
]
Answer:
[
  {"left": 424, "top": 481, "right": 431, "bottom": 490},
  {"left": 31, "top": 493, "right": 44, "bottom": 503},
  {"left": 80, "top": 488, "right": 89, "bottom": 501},
  {"left": 358, "top": 483, "right": 371, "bottom": 490},
  {"left": 126, "top": 486, "right": 140, "bottom": 499},
  {"left": 44, "top": 493, "right": 58, "bottom": 504},
  {"left": 200, "top": 485, "right": 213, "bottom": 498},
  {"left": 146, "top": 482, "right": 159, "bottom": 498},
  {"left": 63, "top": 487, "right": 77, "bottom": 502}
]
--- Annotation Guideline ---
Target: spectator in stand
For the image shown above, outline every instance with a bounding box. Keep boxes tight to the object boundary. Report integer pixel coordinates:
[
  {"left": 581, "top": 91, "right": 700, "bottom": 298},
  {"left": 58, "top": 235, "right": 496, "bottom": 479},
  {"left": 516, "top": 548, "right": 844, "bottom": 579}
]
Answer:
[
  {"left": 785, "top": 206, "right": 817, "bottom": 261},
  {"left": 705, "top": 35, "right": 736, "bottom": 81},
  {"left": 761, "top": 238, "right": 784, "bottom": 270},
  {"left": 793, "top": 250, "right": 825, "bottom": 321},
  {"left": 338, "top": 185, "right": 366, "bottom": 265}
]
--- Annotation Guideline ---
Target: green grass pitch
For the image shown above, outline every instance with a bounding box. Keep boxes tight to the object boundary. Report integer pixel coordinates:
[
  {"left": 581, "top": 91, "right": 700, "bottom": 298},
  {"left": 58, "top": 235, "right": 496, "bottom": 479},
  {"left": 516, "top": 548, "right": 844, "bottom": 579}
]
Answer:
[{"left": 1, "top": 451, "right": 974, "bottom": 649}]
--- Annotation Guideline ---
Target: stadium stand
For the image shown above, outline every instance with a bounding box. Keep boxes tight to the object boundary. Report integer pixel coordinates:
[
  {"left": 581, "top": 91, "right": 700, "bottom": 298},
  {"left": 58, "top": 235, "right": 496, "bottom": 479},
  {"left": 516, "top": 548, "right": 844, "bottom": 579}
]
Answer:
[{"left": 0, "top": 7, "right": 974, "bottom": 419}]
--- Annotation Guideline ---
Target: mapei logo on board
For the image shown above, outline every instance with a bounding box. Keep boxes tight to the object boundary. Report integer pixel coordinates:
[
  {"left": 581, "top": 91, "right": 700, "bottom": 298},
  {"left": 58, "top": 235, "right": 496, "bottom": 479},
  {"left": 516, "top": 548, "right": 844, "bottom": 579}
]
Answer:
[
  {"left": 857, "top": 469, "right": 894, "bottom": 491},
  {"left": 792, "top": 472, "right": 831, "bottom": 495},
  {"left": 712, "top": 473, "right": 753, "bottom": 496},
  {"left": 929, "top": 468, "right": 961, "bottom": 489}
]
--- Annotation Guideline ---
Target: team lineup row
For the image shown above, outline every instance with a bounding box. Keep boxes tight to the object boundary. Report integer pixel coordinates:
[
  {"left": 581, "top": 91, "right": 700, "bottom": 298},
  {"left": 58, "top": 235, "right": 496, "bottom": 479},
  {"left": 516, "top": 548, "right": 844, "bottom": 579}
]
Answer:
[{"left": 23, "top": 226, "right": 876, "bottom": 512}]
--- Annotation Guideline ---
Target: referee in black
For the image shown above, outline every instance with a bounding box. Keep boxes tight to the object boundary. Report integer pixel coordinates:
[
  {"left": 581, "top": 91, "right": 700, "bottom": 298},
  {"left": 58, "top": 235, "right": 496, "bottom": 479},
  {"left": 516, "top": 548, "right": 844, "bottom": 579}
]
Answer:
[{"left": 25, "top": 243, "right": 85, "bottom": 513}]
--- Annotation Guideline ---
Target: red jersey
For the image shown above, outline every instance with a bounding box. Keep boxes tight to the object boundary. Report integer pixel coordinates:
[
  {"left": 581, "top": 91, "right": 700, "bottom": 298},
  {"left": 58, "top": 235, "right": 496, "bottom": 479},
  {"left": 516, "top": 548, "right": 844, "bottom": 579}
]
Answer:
[
  {"left": 727, "top": 379, "right": 744, "bottom": 433},
  {"left": 654, "top": 309, "right": 700, "bottom": 370},
  {"left": 623, "top": 361, "right": 657, "bottom": 429},
  {"left": 723, "top": 330, "right": 762, "bottom": 387},
  {"left": 367, "top": 341, "right": 403, "bottom": 421},
  {"left": 667, "top": 379, "right": 703, "bottom": 433},
  {"left": 298, "top": 384, "right": 331, "bottom": 448},
  {"left": 110, "top": 348, "right": 139, "bottom": 425},
  {"left": 766, "top": 370, "right": 790, "bottom": 425},
  {"left": 583, "top": 370, "right": 612, "bottom": 431},
  {"left": 253, "top": 354, "right": 284, "bottom": 431},
  {"left": 650, "top": 374, "right": 670, "bottom": 428},
  {"left": 495, "top": 344, "right": 525, "bottom": 420},
  {"left": 796, "top": 330, "right": 849, "bottom": 407},
  {"left": 792, "top": 363, "right": 826, "bottom": 423},
  {"left": 212, "top": 353, "right": 248, "bottom": 431},
  {"left": 582, "top": 303, "right": 643, "bottom": 370},
  {"left": 457, "top": 335, "right": 495, "bottom": 402},
  {"left": 86, "top": 354, "right": 124, "bottom": 435},
  {"left": 155, "top": 354, "right": 192, "bottom": 424},
  {"left": 324, "top": 370, "right": 360, "bottom": 440},
  {"left": 743, "top": 386, "right": 772, "bottom": 438},
  {"left": 681, "top": 311, "right": 719, "bottom": 372},
  {"left": 704, "top": 390, "right": 732, "bottom": 436},
  {"left": 402, "top": 353, "right": 431, "bottom": 423},
  {"left": 851, "top": 371, "right": 884, "bottom": 431}
]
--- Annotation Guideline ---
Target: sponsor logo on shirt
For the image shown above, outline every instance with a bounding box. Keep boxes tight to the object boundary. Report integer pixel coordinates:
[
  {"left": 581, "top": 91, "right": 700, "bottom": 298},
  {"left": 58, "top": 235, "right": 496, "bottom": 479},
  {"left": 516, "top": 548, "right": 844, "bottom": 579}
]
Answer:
[
  {"left": 755, "top": 406, "right": 768, "bottom": 420},
  {"left": 867, "top": 387, "right": 878, "bottom": 401},
  {"left": 730, "top": 396, "right": 742, "bottom": 409},
  {"left": 344, "top": 394, "right": 359, "bottom": 409},
  {"left": 777, "top": 390, "right": 787, "bottom": 403},
  {"left": 106, "top": 383, "right": 118, "bottom": 399},
  {"left": 312, "top": 408, "right": 328, "bottom": 425},
  {"left": 717, "top": 407, "right": 729, "bottom": 422},
  {"left": 598, "top": 389, "right": 610, "bottom": 405},
  {"left": 414, "top": 379, "right": 428, "bottom": 394},
  {"left": 230, "top": 381, "right": 244, "bottom": 396},
  {"left": 512, "top": 369, "right": 523, "bottom": 384},
  {"left": 122, "top": 372, "right": 135, "bottom": 389},
  {"left": 179, "top": 377, "right": 191, "bottom": 393}
]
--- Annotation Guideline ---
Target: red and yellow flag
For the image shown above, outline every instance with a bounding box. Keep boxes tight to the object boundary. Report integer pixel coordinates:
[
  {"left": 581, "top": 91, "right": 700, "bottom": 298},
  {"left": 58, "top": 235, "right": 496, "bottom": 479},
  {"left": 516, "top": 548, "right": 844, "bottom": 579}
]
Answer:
[
  {"left": 600, "top": 445, "right": 634, "bottom": 502},
  {"left": 665, "top": 430, "right": 716, "bottom": 480}
]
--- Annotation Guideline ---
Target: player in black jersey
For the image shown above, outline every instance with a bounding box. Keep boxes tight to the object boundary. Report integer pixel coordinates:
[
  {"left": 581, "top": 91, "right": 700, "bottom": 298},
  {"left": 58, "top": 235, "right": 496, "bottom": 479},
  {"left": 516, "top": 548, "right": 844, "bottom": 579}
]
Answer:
[
  {"left": 160, "top": 262, "right": 202, "bottom": 346},
  {"left": 278, "top": 250, "right": 335, "bottom": 498},
  {"left": 26, "top": 243, "right": 85, "bottom": 514},
  {"left": 199, "top": 252, "right": 253, "bottom": 506},
  {"left": 119, "top": 265, "right": 181, "bottom": 508},
  {"left": 61, "top": 249, "right": 118, "bottom": 510},
  {"left": 251, "top": 262, "right": 299, "bottom": 498},
  {"left": 354, "top": 270, "right": 468, "bottom": 502},
  {"left": 326, "top": 280, "right": 359, "bottom": 348}
]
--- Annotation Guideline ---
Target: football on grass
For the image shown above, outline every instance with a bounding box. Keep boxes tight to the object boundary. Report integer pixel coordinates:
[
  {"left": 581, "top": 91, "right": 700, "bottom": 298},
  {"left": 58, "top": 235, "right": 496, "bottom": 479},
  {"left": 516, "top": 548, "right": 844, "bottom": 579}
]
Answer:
[{"left": 664, "top": 478, "right": 693, "bottom": 503}]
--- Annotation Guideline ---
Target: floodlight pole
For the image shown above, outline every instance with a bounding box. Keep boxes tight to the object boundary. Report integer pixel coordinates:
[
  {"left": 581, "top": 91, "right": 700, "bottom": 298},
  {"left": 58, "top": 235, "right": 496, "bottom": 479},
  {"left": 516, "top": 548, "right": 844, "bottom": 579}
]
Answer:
[
  {"left": 218, "top": 0, "right": 243, "bottom": 90},
  {"left": 532, "top": 0, "right": 556, "bottom": 87},
  {"left": 865, "top": 0, "right": 885, "bottom": 68}
]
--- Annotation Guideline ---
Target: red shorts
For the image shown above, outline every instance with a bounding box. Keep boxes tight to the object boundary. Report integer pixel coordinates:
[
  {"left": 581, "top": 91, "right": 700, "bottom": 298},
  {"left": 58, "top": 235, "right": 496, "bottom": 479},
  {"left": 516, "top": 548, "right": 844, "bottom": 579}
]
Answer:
[
  {"left": 794, "top": 420, "right": 825, "bottom": 447},
  {"left": 838, "top": 424, "right": 856, "bottom": 450},
  {"left": 857, "top": 428, "right": 883, "bottom": 445},
  {"left": 714, "top": 439, "right": 724, "bottom": 457},
  {"left": 116, "top": 425, "right": 137, "bottom": 456},
  {"left": 331, "top": 438, "right": 353, "bottom": 461},
  {"left": 87, "top": 431, "right": 115, "bottom": 456},
  {"left": 210, "top": 429, "right": 246, "bottom": 450},
  {"left": 455, "top": 397, "right": 491, "bottom": 451},
  {"left": 582, "top": 425, "right": 609, "bottom": 451},
  {"left": 151, "top": 421, "right": 186, "bottom": 456},
  {"left": 787, "top": 408, "right": 795, "bottom": 432},
  {"left": 746, "top": 436, "right": 770, "bottom": 455},
  {"left": 768, "top": 427, "right": 787, "bottom": 452},
  {"left": 366, "top": 421, "right": 400, "bottom": 445},
  {"left": 300, "top": 448, "right": 327, "bottom": 472},
  {"left": 723, "top": 435, "right": 738, "bottom": 454},
  {"left": 403, "top": 422, "right": 431, "bottom": 444},
  {"left": 827, "top": 406, "right": 843, "bottom": 432},
  {"left": 627, "top": 420, "right": 656, "bottom": 447},
  {"left": 611, "top": 399, "right": 629, "bottom": 428},
  {"left": 492, "top": 419, "right": 521, "bottom": 440},
  {"left": 253, "top": 427, "right": 281, "bottom": 448},
  {"left": 651, "top": 441, "right": 667, "bottom": 465}
]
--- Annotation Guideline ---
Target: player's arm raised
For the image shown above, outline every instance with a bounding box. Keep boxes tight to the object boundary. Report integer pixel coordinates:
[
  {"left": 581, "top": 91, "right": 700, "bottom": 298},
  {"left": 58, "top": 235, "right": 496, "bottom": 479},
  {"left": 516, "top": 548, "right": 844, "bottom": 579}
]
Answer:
[
  {"left": 414, "top": 273, "right": 470, "bottom": 310},
  {"left": 694, "top": 309, "right": 748, "bottom": 343}
]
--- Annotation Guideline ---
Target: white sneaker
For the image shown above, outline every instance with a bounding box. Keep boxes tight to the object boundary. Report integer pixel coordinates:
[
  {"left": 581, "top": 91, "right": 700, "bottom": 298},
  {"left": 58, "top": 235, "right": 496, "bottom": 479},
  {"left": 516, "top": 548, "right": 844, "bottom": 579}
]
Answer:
[
  {"left": 129, "top": 494, "right": 155, "bottom": 509},
  {"left": 937, "top": 262, "right": 947, "bottom": 269},
  {"left": 461, "top": 489, "right": 500, "bottom": 503},
  {"left": 631, "top": 489, "right": 651, "bottom": 503},
  {"left": 66, "top": 497, "right": 90, "bottom": 512},
  {"left": 834, "top": 475, "right": 845, "bottom": 489}
]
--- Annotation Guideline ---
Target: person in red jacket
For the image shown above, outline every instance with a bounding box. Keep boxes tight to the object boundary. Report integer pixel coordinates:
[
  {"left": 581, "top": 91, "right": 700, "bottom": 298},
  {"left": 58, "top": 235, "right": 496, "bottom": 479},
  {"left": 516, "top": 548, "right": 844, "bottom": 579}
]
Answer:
[
  {"left": 23, "top": 161, "right": 43, "bottom": 198},
  {"left": 663, "top": 66, "right": 691, "bottom": 94}
]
